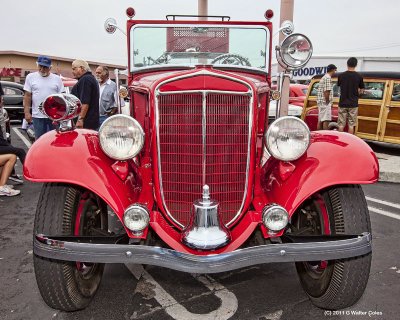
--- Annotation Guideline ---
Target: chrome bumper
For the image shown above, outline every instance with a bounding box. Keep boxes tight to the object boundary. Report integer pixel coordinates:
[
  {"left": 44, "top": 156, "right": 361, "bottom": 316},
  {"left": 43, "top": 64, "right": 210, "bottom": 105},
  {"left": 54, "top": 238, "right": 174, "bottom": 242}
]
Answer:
[{"left": 34, "top": 233, "right": 372, "bottom": 274}]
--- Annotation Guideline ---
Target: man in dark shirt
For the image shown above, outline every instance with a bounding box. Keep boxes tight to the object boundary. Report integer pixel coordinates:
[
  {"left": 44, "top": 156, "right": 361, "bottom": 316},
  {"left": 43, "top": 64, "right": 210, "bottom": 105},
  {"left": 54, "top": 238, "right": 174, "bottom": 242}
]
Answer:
[
  {"left": 71, "top": 59, "right": 99, "bottom": 130},
  {"left": 337, "top": 57, "right": 365, "bottom": 134}
]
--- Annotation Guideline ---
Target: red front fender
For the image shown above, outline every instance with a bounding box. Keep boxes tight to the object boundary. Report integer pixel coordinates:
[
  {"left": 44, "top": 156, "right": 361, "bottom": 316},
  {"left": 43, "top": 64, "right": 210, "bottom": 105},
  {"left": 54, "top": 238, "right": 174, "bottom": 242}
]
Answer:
[
  {"left": 23, "top": 130, "right": 139, "bottom": 216},
  {"left": 262, "top": 131, "right": 379, "bottom": 215}
]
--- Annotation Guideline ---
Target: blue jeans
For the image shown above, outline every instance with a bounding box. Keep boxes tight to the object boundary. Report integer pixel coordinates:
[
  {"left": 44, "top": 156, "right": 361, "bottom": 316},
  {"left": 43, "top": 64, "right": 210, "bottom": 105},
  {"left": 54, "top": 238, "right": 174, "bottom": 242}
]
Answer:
[
  {"left": 99, "top": 115, "right": 108, "bottom": 128},
  {"left": 32, "top": 117, "right": 54, "bottom": 140}
]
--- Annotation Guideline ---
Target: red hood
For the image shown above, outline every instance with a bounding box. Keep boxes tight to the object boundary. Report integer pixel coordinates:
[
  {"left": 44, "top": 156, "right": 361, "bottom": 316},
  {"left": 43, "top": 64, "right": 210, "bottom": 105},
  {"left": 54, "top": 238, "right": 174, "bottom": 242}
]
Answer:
[{"left": 129, "top": 65, "right": 270, "bottom": 94}]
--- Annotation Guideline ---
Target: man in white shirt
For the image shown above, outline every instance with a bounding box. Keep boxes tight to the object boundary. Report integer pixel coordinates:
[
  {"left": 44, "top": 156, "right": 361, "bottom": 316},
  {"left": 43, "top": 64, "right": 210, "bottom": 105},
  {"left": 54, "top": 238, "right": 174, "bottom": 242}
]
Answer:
[
  {"left": 23, "top": 56, "right": 64, "bottom": 139},
  {"left": 95, "top": 65, "right": 123, "bottom": 127}
]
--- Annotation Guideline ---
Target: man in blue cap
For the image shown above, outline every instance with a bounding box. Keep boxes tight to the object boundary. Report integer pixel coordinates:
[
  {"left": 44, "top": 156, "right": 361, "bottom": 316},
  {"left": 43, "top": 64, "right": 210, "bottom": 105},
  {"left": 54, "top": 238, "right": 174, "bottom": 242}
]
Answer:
[{"left": 23, "top": 55, "right": 64, "bottom": 139}]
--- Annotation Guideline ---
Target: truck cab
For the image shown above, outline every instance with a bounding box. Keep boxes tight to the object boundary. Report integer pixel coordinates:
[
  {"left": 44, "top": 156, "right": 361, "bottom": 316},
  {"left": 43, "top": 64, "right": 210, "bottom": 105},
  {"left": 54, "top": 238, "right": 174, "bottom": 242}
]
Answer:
[{"left": 25, "top": 8, "right": 378, "bottom": 312}]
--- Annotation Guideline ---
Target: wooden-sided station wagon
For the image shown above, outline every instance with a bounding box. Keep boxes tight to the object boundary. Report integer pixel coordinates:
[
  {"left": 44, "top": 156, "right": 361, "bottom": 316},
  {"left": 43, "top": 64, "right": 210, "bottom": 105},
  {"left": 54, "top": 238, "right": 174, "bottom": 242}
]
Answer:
[{"left": 302, "top": 72, "right": 400, "bottom": 144}]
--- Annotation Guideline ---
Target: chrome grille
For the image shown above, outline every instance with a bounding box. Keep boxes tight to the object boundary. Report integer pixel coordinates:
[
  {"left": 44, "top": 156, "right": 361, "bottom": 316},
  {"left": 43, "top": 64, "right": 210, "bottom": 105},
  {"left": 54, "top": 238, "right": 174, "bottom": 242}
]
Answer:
[{"left": 157, "top": 91, "right": 251, "bottom": 227}]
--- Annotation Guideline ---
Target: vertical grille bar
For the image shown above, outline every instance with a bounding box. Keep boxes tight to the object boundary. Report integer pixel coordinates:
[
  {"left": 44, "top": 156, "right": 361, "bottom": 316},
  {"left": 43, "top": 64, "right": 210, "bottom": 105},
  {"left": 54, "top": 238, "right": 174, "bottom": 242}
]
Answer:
[
  {"left": 157, "top": 91, "right": 251, "bottom": 227},
  {"left": 202, "top": 93, "right": 207, "bottom": 186}
]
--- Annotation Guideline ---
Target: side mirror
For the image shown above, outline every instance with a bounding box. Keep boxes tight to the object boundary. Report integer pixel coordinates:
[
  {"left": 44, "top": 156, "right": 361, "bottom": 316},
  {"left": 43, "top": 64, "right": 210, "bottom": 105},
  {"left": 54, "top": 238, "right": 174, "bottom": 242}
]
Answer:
[
  {"left": 280, "top": 20, "right": 294, "bottom": 36},
  {"left": 104, "top": 18, "right": 117, "bottom": 34},
  {"left": 104, "top": 18, "right": 126, "bottom": 36}
]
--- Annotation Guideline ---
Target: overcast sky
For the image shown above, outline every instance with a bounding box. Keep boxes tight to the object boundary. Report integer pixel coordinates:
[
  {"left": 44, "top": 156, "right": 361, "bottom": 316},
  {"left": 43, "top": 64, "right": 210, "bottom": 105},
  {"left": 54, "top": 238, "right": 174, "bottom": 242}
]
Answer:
[{"left": 2, "top": 0, "right": 399, "bottom": 67}]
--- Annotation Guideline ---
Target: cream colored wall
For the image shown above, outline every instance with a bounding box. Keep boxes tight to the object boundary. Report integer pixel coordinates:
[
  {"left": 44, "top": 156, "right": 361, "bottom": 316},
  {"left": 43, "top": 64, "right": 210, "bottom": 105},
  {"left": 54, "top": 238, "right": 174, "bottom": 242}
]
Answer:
[
  {"left": 0, "top": 54, "right": 125, "bottom": 83},
  {"left": 0, "top": 55, "right": 77, "bottom": 78}
]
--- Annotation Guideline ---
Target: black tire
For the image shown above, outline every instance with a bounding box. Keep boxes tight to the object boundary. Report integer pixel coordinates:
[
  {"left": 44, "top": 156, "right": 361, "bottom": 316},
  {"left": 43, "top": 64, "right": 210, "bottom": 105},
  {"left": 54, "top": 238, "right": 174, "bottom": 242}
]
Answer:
[
  {"left": 33, "top": 183, "right": 107, "bottom": 311},
  {"left": 294, "top": 185, "right": 371, "bottom": 310}
]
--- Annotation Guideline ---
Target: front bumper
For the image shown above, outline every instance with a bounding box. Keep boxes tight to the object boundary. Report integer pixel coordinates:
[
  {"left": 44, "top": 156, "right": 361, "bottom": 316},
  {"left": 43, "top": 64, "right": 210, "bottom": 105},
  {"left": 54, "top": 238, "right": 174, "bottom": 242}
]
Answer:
[{"left": 34, "top": 233, "right": 372, "bottom": 274}]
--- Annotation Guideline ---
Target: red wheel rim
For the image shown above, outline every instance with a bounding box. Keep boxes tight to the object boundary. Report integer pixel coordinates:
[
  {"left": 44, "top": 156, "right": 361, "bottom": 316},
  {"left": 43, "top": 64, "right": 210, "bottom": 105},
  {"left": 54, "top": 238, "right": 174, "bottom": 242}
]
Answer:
[
  {"left": 74, "top": 191, "right": 94, "bottom": 273},
  {"left": 305, "top": 194, "right": 331, "bottom": 272}
]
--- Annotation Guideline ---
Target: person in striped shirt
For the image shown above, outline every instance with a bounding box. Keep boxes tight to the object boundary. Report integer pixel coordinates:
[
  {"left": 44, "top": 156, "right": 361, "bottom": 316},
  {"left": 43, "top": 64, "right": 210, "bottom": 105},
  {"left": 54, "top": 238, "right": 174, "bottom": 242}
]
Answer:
[{"left": 317, "top": 64, "right": 337, "bottom": 130}]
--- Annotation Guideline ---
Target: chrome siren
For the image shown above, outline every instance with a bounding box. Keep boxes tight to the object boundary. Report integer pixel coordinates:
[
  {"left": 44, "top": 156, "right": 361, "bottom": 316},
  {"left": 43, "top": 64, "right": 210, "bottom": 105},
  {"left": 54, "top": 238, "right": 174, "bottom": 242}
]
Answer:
[{"left": 182, "top": 185, "right": 231, "bottom": 250}]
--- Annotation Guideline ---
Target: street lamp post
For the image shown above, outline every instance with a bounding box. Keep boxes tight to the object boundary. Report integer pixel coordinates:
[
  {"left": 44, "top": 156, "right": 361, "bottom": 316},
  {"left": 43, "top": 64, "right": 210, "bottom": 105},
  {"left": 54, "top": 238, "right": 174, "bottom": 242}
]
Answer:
[
  {"left": 278, "top": 0, "right": 294, "bottom": 117},
  {"left": 198, "top": 0, "right": 208, "bottom": 20}
]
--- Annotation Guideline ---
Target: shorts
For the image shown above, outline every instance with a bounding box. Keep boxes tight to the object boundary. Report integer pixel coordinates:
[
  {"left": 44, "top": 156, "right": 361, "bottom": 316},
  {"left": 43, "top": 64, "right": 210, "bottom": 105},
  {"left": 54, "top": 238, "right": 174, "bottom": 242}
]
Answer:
[
  {"left": 338, "top": 107, "right": 358, "bottom": 127},
  {"left": 317, "top": 103, "right": 332, "bottom": 122}
]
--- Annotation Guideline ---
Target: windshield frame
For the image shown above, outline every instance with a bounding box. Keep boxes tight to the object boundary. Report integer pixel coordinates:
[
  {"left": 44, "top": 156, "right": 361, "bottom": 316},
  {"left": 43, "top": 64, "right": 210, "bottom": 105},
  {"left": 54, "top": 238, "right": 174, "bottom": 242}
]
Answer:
[{"left": 128, "top": 21, "right": 272, "bottom": 74}]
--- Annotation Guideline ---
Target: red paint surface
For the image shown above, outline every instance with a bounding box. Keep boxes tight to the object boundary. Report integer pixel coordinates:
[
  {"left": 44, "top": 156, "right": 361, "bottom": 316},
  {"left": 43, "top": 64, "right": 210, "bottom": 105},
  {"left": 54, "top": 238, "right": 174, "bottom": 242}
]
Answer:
[
  {"left": 261, "top": 131, "right": 379, "bottom": 216},
  {"left": 159, "top": 75, "right": 249, "bottom": 92},
  {"left": 24, "top": 130, "right": 140, "bottom": 222}
]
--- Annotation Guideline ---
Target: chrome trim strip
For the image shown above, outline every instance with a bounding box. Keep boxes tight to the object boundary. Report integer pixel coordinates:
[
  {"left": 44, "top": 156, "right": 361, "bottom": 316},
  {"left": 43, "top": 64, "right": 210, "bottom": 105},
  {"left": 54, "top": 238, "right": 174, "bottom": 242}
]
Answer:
[
  {"left": 34, "top": 233, "right": 372, "bottom": 274},
  {"left": 202, "top": 92, "right": 207, "bottom": 186},
  {"left": 114, "top": 69, "right": 121, "bottom": 114},
  {"left": 158, "top": 90, "right": 251, "bottom": 96},
  {"left": 155, "top": 69, "right": 254, "bottom": 228}
]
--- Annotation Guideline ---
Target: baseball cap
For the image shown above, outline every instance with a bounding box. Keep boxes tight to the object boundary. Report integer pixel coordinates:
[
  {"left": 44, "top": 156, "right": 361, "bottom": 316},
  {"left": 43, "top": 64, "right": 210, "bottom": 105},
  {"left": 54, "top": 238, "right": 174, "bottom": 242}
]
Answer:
[
  {"left": 327, "top": 64, "right": 337, "bottom": 72},
  {"left": 37, "top": 55, "right": 52, "bottom": 68}
]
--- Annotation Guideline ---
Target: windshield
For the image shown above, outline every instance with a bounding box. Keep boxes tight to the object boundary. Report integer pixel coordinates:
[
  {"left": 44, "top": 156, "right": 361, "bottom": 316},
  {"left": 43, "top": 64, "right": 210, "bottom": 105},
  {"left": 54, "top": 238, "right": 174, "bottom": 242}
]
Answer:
[{"left": 130, "top": 25, "right": 269, "bottom": 71}]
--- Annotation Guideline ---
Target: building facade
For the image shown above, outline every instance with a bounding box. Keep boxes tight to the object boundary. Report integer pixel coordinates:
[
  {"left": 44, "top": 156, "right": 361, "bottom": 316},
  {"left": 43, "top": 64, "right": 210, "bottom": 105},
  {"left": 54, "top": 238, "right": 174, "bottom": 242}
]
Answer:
[
  {"left": 0, "top": 51, "right": 126, "bottom": 84},
  {"left": 272, "top": 56, "right": 400, "bottom": 82}
]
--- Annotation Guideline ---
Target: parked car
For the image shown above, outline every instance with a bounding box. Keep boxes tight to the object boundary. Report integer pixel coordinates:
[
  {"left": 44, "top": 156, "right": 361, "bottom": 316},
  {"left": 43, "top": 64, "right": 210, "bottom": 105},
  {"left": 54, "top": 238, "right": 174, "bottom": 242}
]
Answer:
[
  {"left": 268, "top": 99, "right": 303, "bottom": 123},
  {"left": 0, "top": 81, "right": 24, "bottom": 121},
  {"left": 25, "top": 8, "right": 378, "bottom": 312},
  {"left": 272, "top": 83, "right": 308, "bottom": 107},
  {"left": 302, "top": 72, "right": 400, "bottom": 145},
  {"left": 60, "top": 76, "right": 77, "bottom": 93}
]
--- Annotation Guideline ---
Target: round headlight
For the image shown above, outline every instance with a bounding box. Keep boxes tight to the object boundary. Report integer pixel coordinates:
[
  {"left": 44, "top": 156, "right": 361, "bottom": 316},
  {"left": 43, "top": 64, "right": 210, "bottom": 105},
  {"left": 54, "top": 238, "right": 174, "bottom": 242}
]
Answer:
[
  {"left": 99, "top": 115, "right": 144, "bottom": 160},
  {"left": 265, "top": 116, "right": 310, "bottom": 161},
  {"left": 123, "top": 205, "right": 150, "bottom": 234},
  {"left": 262, "top": 204, "right": 289, "bottom": 232},
  {"left": 278, "top": 33, "right": 313, "bottom": 69}
]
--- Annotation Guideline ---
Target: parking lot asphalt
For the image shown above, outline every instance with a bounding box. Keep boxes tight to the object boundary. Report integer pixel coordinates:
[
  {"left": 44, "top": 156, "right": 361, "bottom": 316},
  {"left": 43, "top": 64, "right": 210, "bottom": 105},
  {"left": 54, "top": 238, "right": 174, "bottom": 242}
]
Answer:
[
  {"left": 1, "top": 126, "right": 399, "bottom": 320},
  {"left": 367, "top": 141, "right": 400, "bottom": 183}
]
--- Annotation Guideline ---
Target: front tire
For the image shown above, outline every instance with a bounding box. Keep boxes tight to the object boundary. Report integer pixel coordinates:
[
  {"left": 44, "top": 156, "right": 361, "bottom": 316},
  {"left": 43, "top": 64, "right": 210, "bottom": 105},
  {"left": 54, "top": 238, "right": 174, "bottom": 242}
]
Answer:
[
  {"left": 294, "top": 185, "right": 371, "bottom": 310},
  {"left": 34, "top": 183, "right": 107, "bottom": 311}
]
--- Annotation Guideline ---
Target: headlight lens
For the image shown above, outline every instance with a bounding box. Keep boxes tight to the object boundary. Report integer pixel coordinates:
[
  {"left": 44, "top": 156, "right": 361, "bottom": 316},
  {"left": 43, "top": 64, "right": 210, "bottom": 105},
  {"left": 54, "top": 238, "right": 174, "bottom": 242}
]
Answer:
[
  {"left": 262, "top": 204, "right": 289, "bottom": 232},
  {"left": 123, "top": 205, "right": 150, "bottom": 234},
  {"left": 99, "top": 115, "right": 144, "bottom": 160},
  {"left": 265, "top": 116, "right": 310, "bottom": 161}
]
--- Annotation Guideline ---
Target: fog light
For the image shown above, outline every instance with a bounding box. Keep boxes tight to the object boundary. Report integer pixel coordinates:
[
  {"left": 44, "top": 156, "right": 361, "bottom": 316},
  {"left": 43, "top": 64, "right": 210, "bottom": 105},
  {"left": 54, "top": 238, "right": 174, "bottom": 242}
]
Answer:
[
  {"left": 123, "top": 205, "right": 150, "bottom": 234},
  {"left": 262, "top": 204, "right": 289, "bottom": 232}
]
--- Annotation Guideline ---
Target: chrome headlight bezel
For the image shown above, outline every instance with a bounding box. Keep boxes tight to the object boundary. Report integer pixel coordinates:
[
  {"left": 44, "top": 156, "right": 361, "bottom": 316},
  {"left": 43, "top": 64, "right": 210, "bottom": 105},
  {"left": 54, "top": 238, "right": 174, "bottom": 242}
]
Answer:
[
  {"left": 99, "top": 114, "right": 145, "bottom": 160},
  {"left": 277, "top": 33, "right": 313, "bottom": 70},
  {"left": 262, "top": 204, "right": 289, "bottom": 232},
  {"left": 265, "top": 116, "right": 310, "bottom": 161},
  {"left": 123, "top": 204, "right": 150, "bottom": 234}
]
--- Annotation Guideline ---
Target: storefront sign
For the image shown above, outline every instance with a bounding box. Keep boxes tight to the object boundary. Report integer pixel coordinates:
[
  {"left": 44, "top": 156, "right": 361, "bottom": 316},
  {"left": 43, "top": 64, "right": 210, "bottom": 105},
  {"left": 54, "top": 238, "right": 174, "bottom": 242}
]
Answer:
[
  {"left": 292, "top": 66, "right": 327, "bottom": 77},
  {"left": 0, "top": 68, "right": 22, "bottom": 77}
]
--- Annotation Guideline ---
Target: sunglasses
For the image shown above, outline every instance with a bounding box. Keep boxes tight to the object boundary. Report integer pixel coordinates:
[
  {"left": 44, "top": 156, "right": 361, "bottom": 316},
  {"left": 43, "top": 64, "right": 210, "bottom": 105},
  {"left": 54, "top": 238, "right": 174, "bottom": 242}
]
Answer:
[{"left": 38, "top": 64, "right": 50, "bottom": 70}]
